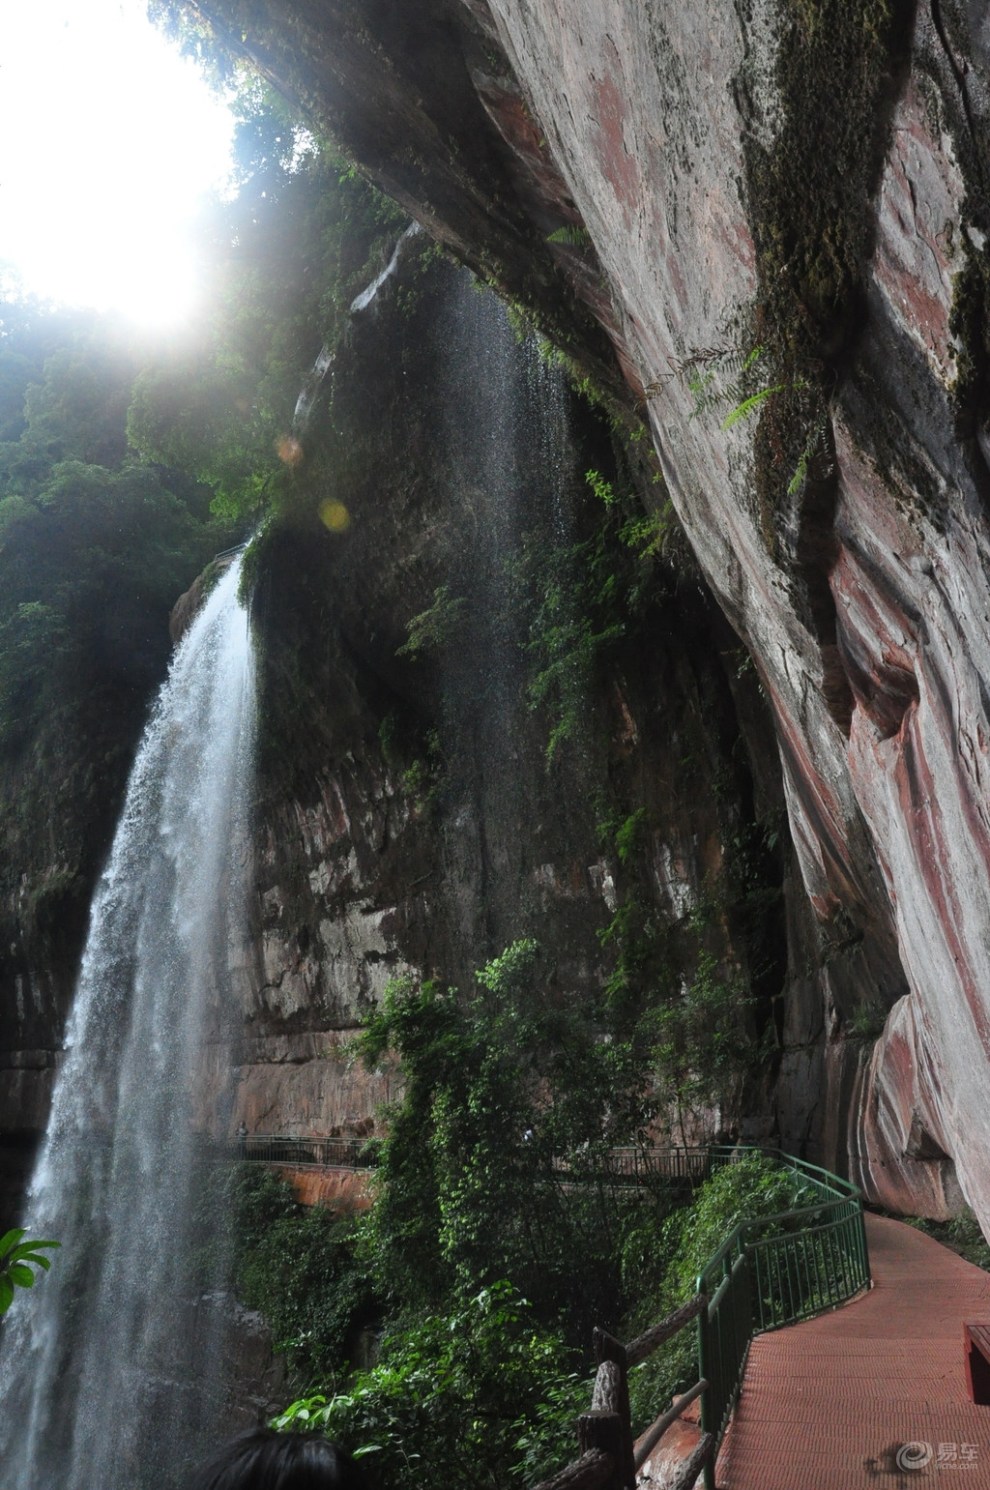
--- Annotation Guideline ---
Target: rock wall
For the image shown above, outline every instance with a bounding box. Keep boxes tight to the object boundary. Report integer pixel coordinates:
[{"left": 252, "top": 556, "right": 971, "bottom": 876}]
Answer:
[
  {"left": 10, "top": 0, "right": 989, "bottom": 1229},
  {"left": 188, "top": 0, "right": 990, "bottom": 1224},
  {"left": 224, "top": 252, "right": 785, "bottom": 1147},
  {"left": 0, "top": 218, "right": 784, "bottom": 1231}
]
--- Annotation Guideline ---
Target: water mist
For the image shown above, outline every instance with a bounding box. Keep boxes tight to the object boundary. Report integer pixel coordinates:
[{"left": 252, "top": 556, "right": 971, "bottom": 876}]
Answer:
[{"left": 0, "top": 556, "right": 256, "bottom": 1490}]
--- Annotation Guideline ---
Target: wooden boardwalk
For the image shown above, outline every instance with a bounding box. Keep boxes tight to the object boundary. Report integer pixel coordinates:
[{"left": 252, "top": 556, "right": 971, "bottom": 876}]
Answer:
[{"left": 717, "top": 1214, "right": 990, "bottom": 1488}]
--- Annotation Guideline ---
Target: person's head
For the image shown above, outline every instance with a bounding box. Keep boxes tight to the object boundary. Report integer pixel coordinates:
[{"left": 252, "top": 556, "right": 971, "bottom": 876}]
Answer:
[{"left": 187, "top": 1429, "right": 367, "bottom": 1490}]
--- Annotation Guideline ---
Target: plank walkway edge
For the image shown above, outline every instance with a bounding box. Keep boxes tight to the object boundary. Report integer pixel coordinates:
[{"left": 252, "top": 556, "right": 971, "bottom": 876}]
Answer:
[{"left": 716, "top": 1214, "right": 990, "bottom": 1489}]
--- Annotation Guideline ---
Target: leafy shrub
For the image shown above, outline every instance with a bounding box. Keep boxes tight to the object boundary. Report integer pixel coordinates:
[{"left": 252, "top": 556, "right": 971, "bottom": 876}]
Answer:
[
  {"left": 0, "top": 1229, "right": 59, "bottom": 1314},
  {"left": 906, "top": 1210, "right": 990, "bottom": 1271},
  {"left": 227, "top": 1166, "right": 378, "bottom": 1387},
  {"left": 624, "top": 1154, "right": 812, "bottom": 1429},
  {"left": 274, "top": 1282, "right": 586, "bottom": 1490},
  {"left": 356, "top": 952, "right": 655, "bottom": 1337}
]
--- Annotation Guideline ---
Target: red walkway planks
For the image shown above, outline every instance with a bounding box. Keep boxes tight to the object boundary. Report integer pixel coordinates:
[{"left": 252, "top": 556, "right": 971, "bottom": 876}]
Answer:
[{"left": 717, "top": 1214, "right": 990, "bottom": 1488}]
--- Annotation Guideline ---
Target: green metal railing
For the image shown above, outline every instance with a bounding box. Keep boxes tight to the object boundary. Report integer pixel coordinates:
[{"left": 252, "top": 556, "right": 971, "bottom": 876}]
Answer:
[
  {"left": 235, "top": 1137, "right": 867, "bottom": 1487},
  {"left": 696, "top": 1147, "right": 870, "bottom": 1489}
]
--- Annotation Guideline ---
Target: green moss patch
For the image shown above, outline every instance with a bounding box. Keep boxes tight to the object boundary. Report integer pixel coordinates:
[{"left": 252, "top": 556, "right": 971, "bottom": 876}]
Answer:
[{"left": 740, "top": 0, "right": 914, "bottom": 548}]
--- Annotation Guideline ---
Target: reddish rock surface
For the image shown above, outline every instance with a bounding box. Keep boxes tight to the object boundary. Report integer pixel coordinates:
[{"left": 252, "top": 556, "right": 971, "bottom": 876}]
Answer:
[
  {"left": 188, "top": 0, "right": 990, "bottom": 1229},
  {"left": 7, "top": 0, "right": 986, "bottom": 1234},
  {"left": 277, "top": 1165, "right": 374, "bottom": 1211}
]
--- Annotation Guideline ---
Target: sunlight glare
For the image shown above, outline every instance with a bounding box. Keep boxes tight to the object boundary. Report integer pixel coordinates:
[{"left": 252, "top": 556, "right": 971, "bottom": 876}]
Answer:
[{"left": 0, "top": 0, "right": 234, "bottom": 329}]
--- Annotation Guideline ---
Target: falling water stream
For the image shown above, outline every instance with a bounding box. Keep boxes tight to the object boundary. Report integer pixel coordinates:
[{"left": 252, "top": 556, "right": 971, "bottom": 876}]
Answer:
[
  {"left": 0, "top": 556, "right": 256, "bottom": 1490},
  {"left": 428, "top": 272, "right": 577, "bottom": 969},
  {"left": 291, "top": 221, "right": 423, "bottom": 434},
  {"left": 0, "top": 250, "right": 577, "bottom": 1488}
]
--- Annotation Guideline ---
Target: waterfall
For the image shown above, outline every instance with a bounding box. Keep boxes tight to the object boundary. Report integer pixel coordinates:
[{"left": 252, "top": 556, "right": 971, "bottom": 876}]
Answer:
[
  {"left": 429, "top": 272, "right": 575, "bottom": 968},
  {"left": 291, "top": 341, "right": 335, "bottom": 435},
  {"left": 0, "top": 555, "right": 256, "bottom": 1490},
  {"left": 292, "top": 221, "right": 423, "bottom": 437},
  {"left": 349, "top": 221, "right": 422, "bottom": 314}
]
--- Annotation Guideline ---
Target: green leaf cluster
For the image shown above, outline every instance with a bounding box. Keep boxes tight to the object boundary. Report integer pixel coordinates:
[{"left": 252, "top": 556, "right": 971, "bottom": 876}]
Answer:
[
  {"left": 224, "top": 1166, "right": 378, "bottom": 1387},
  {"left": 127, "top": 89, "right": 407, "bottom": 523},
  {"left": 356, "top": 949, "right": 653, "bottom": 1332},
  {"left": 273, "top": 1282, "right": 587, "bottom": 1490},
  {"left": 0, "top": 308, "right": 229, "bottom": 954},
  {"left": 0, "top": 1228, "right": 59, "bottom": 1315},
  {"left": 512, "top": 513, "right": 625, "bottom": 765},
  {"left": 647, "top": 951, "right": 756, "bottom": 1118},
  {"left": 395, "top": 585, "right": 468, "bottom": 661},
  {"left": 624, "top": 1154, "right": 812, "bottom": 1428}
]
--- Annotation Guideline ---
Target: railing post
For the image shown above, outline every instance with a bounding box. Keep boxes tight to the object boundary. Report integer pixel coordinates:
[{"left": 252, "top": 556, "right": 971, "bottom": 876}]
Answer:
[
  {"left": 696, "top": 1285, "right": 717, "bottom": 1490},
  {"left": 700, "top": 1305, "right": 715, "bottom": 1490},
  {"left": 581, "top": 1359, "right": 626, "bottom": 1490},
  {"left": 857, "top": 1204, "right": 871, "bottom": 1288},
  {"left": 593, "top": 1331, "right": 636, "bottom": 1489}
]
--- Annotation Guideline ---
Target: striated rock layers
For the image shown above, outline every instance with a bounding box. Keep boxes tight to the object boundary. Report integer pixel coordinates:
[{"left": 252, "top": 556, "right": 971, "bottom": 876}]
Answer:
[
  {"left": 0, "top": 193, "right": 785, "bottom": 1221},
  {"left": 186, "top": 0, "right": 990, "bottom": 1225},
  {"left": 227, "top": 252, "right": 784, "bottom": 1154}
]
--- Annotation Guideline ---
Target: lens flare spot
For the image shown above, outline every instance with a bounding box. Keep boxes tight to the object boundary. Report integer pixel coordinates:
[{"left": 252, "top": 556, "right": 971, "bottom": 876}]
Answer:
[
  {"left": 319, "top": 499, "right": 351, "bottom": 533},
  {"left": 276, "top": 434, "right": 304, "bottom": 467}
]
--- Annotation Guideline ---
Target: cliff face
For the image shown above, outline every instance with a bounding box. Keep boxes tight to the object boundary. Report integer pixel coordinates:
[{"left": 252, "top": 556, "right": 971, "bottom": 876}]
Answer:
[
  {"left": 188, "top": 0, "right": 990, "bottom": 1222},
  {"left": 7, "top": 0, "right": 988, "bottom": 1232},
  {"left": 229, "top": 252, "right": 785, "bottom": 1145},
  {"left": 0, "top": 189, "right": 784, "bottom": 1220}
]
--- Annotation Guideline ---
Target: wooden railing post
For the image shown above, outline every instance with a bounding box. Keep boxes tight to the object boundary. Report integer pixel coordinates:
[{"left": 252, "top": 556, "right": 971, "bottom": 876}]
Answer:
[
  {"left": 577, "top": 1410, "right": 623, "bottom": 1476},
  {"left": 593, "top": 1329, "right": 636, "bottom": 1489}
]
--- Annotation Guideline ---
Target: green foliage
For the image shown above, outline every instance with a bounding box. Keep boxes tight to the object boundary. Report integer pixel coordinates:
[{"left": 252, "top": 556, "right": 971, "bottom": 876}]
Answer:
[
  {"left": 905, "top": 1211, "right": 990, "bottom": 1272},
  {"left": 357, "top": 951, "right": 652, "bottom": 1333},
  {"left": 665, "top": 339, "right": 828, "bottom": 518},
  {"left": 670, "top": 344, "right": 762, "bottom": 421},
  {"left": 737, "top": 0, "right": 906, "bottom": 541},
  {"left": 545, "top": 225, "right": 592, "bottom": 249},
  {"left": 616, "top": 506, "right": 676, "bottom": 560},
  {"left": 225, "top": 1165, "right": 378, "bottom": 1387},
  {"left": 625, "top": 1155, "right": 811, "bottom": 1427},
  {"left": 613, "top": 808, "right": 646, "bottom": 865},
  {"left": 395, "top": 585, "right": 468, "bottom": 660},
  {"left": 721, "top": 383, "right": 785, "bottom": 431},
  {"left": 847, "top": 998, "right": 888, "bottom": 1043},
  {"left": 273, "top": 1283, "right": 586, "bottom": 1490},
  {"left": 0, "top": 311, "right": 228, "bottom": 964},
  {"left": 510, "top": 452, "right": 682, "bottom": 763},
  {"left": 675, "top": 343, "right": 790, "bottom": 436},
  {"left": 786, "top": 408, "right": 830, "bottom": 497},
  {"left": 475, "top": 936, "right": 540, "bottom": 994},
  {"left": 648, "top": 953, "right": 756, "bottom": 1119},
  {"left": 671, "top": 1155, "right": 814, "bottom": 1297},
  {"left": 0, "top": 456, "right": 219, "bottom": 752},
  {"left": 585, "top": 467, "right": 677, "bottom": 561},
  {"left": 512, "top": 515, "right": 624, "bottom": 764},
  {"left": 0, "top": 1228, "right": 59, "bottom": 1315},
  {"left": 126, "top": 87, "right": 407, "bottom": 522},
  {"left": 525, "top": 596, "right": 624, "bottom": 763},
  {"left": 584, "top": 468, "right": 617, "bottom": 506}
]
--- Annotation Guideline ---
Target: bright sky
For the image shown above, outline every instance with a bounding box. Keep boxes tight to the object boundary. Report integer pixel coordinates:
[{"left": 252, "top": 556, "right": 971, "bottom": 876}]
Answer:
[{"left": 0, "top": 0, "right": 235, "bottom": 331}]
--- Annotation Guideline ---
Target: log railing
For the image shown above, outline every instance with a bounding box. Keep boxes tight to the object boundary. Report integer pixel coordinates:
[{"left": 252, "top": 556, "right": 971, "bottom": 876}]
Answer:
[
  {"left": 529, "top": 1146, "right": 869, "bottom": 1490},
  {"left": 532, "top": 1297, "right": 714, "bottom": 1490}
]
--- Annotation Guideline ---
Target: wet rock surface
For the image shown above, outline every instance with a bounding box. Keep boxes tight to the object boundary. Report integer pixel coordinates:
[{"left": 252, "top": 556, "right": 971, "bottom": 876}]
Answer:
[
  {"left": 186, "top": 0, "right": 990, "bottom": 1224},
  {"left": 227, "top": 254, "right": 781, "bottom": 1146},
  {"left": 7, "top": 0, "right": 990, "bottom": 1231}
]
